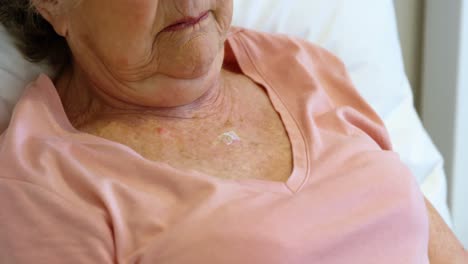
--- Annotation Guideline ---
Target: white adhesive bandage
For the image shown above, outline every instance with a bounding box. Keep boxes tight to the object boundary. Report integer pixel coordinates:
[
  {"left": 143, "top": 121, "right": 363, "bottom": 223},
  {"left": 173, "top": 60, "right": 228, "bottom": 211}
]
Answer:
[{"left": 218, "top": 131, "right": 241, "bottom": 145}]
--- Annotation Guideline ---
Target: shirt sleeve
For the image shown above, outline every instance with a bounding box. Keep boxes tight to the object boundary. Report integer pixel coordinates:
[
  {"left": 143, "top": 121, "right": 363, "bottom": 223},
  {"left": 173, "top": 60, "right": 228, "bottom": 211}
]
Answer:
[
  {"left": 303, "top": 39, "right": 394, "bottom": 151},
  {"left": 0, "top": 179, "right": 115, "bottom": 264}
]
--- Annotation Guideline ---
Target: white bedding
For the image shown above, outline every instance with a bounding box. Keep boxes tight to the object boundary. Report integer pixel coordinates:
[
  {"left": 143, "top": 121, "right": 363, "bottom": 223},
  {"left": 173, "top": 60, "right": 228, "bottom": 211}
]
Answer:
[{"left": 0, "top": 0, "right": 452, "bottom": 225}]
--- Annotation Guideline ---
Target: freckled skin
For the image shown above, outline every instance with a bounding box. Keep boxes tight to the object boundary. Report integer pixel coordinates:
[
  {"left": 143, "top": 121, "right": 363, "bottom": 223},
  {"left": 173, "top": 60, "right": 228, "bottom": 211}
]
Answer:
[
  {"left": 78, "top": 71, "right": 293, "bottom": 181},
  {"left": 156, "top": 127, "right": 170, "bottom": 137}
]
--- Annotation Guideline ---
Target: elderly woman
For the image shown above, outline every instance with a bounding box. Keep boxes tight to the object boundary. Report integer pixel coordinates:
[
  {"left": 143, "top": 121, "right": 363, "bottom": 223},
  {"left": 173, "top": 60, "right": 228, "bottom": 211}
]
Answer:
[{"left": 0, "top": 0, "right": 466, "bottom": 263}]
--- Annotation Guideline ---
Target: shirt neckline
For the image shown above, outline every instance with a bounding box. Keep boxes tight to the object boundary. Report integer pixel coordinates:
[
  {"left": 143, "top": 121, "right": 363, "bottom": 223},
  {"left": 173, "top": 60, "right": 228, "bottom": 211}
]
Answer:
[
  {"left": 32, "top": 28, "right": 310, "bottom": 195},
  {"left": 224, "top": 29, "right": 310, "bottom": 194}
]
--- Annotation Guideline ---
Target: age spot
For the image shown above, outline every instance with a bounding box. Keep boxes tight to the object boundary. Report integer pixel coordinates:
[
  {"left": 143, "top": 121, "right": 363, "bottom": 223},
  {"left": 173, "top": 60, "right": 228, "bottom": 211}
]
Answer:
[{"left": 155, "top": 127, "right": 170, "bottom": 136}]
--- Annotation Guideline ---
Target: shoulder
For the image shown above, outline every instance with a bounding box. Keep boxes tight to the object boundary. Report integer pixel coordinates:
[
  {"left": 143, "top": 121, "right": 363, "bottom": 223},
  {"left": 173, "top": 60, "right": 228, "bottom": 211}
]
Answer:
[
  {"left": 227, "top": 27, "right": 350, "bottom": 105},
  {"left": 228, "top": 27, "right": 392, "bottom": 151},
  {"left": 227, "top": 27, "right": 347, "bottom": 76}
]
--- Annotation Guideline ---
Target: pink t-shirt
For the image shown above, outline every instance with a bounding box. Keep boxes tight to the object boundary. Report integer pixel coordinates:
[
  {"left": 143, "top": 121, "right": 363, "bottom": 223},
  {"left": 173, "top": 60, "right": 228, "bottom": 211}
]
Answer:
[{"left": 0, "top": 28, "right": 429, "bottom": 263}]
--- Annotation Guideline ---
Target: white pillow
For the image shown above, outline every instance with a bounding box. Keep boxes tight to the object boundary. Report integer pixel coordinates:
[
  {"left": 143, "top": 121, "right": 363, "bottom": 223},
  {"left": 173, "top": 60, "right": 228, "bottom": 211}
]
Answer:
[
  {"left": 0, "top": 26, "right": 53, "bottom": 130},
  {"left": 0, "top": 0, "right": 451, "bottom": 225},
  {"left": 233, "top": 0, "right": 452, "bottom": 225}
]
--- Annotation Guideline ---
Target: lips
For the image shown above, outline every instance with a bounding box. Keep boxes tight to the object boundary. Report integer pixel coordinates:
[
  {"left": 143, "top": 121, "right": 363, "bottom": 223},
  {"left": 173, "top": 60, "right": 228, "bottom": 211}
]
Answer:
[{"left": 162, "top": 11, "right": 210, "bottom": 32}]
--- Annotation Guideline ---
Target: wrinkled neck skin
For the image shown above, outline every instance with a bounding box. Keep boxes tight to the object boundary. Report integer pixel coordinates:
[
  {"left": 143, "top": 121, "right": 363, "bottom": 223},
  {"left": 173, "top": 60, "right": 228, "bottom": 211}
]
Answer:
[{"left": 54, "top": 57, "right": 233, "bottom": 129}]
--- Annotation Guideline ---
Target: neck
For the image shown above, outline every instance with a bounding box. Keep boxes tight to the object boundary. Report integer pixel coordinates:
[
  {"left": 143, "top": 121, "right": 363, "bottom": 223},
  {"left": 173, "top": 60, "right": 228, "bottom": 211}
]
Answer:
[{"left": 54, "top": 65, "right": 233, "bottom": 128}]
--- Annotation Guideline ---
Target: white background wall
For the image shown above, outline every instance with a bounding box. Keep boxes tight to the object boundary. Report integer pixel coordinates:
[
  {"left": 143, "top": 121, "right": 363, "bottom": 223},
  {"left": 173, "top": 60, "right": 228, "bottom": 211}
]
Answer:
[
  {"left": 421, "top": 0, "right": 468, "bottom": 247},
  {"left": 453, "top": 0, "right": 468, "bottom": 247},
  {"left": 393, "top": 0, "right": 424, "bottom": 105},
  {"left": 393, "top": 0, "right": 468, "bottom": 247}
]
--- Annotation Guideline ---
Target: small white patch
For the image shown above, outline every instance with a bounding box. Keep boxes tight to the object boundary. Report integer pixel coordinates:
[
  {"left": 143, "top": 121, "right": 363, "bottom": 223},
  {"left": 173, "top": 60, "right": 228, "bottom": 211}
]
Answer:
[{"left": 217, "top": 131, "right": 241, "bottom": 146}]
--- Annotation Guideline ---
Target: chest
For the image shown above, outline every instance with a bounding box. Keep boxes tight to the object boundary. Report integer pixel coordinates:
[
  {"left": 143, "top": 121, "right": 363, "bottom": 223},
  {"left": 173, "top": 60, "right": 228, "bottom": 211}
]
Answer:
[{"left": 81, "top": 82, "right": 293, "bottom": 182}]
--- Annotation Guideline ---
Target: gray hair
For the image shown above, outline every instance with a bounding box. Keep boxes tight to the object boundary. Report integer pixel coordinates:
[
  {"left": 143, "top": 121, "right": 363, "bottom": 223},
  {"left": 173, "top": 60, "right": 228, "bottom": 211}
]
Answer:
[{"left": 0, "top": 0, "right": 70, "bottom": 70}]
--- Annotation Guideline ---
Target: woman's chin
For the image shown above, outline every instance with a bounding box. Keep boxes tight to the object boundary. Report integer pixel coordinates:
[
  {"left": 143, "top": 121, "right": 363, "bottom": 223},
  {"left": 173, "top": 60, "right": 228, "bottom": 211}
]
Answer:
[
  {"left": 160, "top": 43, "right": 223, "bottom": 80},
  {"left": 167, "top": 63, "right": 213, "bottom": 80},
  {"left": 121, "top": 53, "right": 224, "bottom": 108},
  {"left": 155, "top": 19, "right": 225, "bottom": 78}
]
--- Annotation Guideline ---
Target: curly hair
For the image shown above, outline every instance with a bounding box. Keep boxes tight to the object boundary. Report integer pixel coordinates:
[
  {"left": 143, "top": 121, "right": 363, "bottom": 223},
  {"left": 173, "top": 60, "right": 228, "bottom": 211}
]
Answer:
[{"left": 0, "top": 0, "right": 70, "bottom": 69}]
